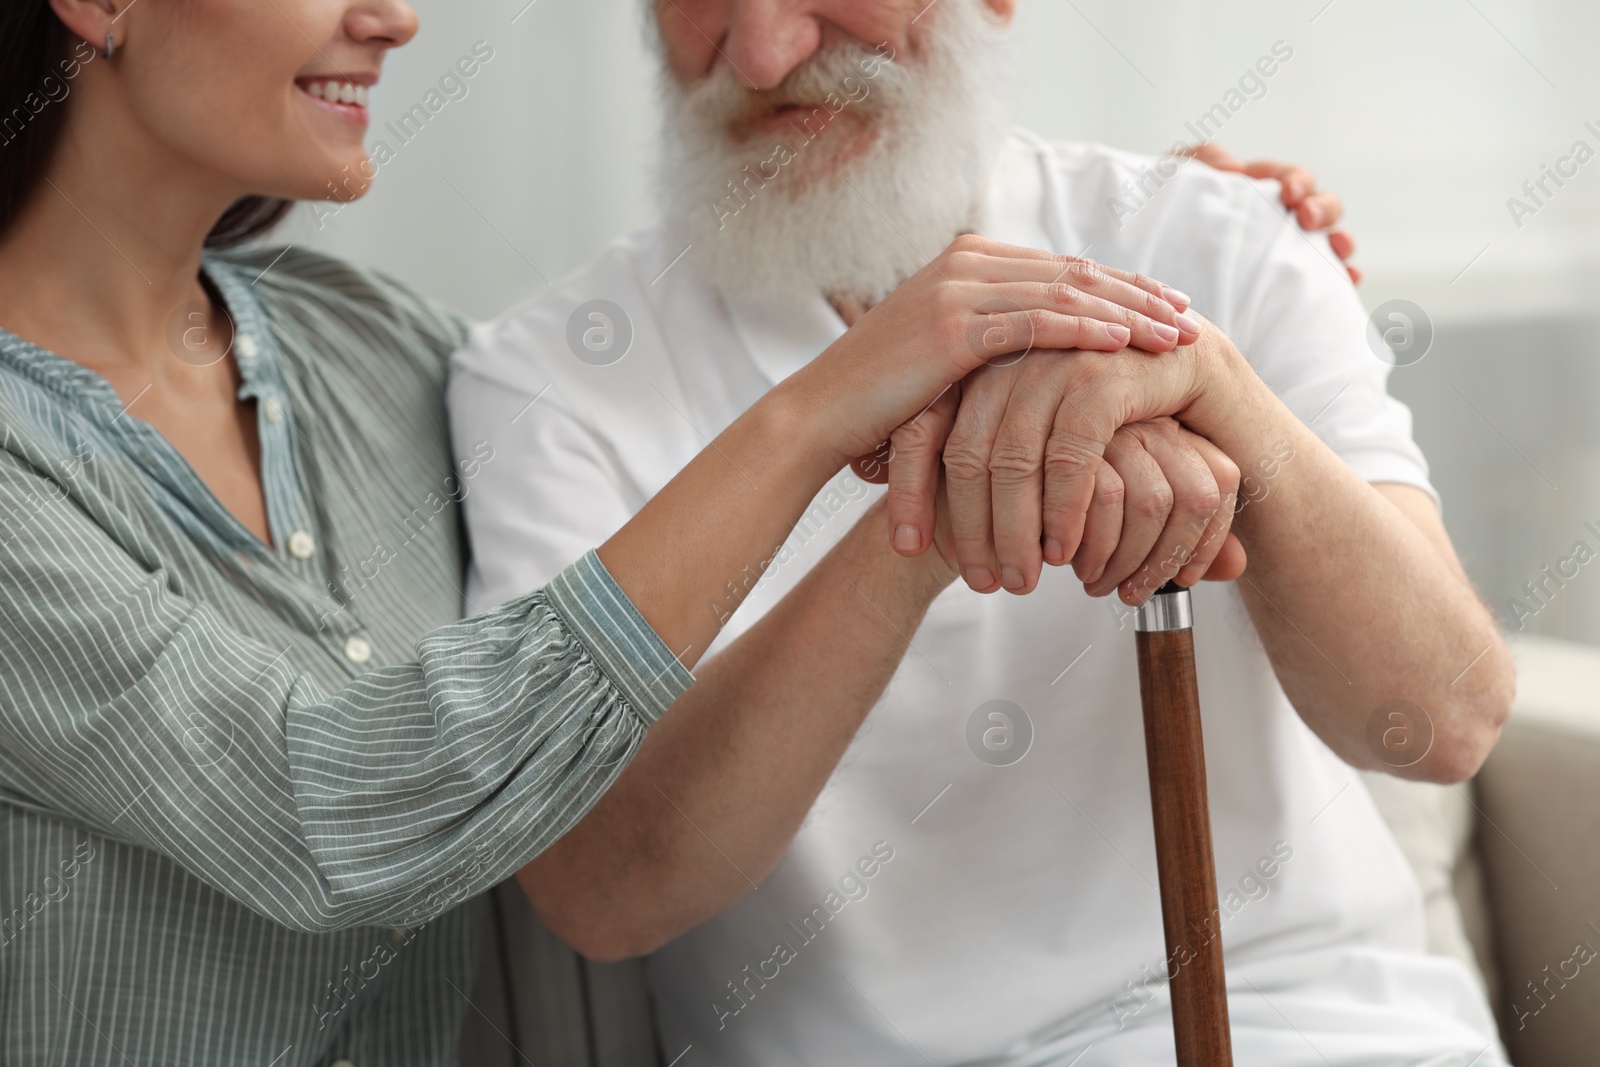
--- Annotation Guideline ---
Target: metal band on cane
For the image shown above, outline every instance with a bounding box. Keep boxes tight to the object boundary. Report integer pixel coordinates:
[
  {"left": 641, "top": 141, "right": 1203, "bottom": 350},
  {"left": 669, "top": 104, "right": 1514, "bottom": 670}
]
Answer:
[{"left": 1133, "top": 580, "right": 1192, "bottom": 633}]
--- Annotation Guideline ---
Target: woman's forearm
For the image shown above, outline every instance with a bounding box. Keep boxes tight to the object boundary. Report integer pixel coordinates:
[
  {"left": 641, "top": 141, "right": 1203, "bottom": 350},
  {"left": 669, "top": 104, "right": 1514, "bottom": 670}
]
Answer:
[
  {"left": 596, "top": 384, "right": 848, "bottom": 672},
  {"left": 524, "top": 499, "right": 953, "bottom": 960}
]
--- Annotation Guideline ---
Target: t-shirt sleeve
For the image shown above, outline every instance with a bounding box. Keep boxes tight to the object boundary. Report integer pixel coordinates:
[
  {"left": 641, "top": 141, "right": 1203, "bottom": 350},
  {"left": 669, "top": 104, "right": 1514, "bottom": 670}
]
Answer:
[
  {"left": 448, "top": 327, "right": 642, "bottom": 614},
  {"left": 1221, "top": 182, "right": 1439, "bottom": 507}
]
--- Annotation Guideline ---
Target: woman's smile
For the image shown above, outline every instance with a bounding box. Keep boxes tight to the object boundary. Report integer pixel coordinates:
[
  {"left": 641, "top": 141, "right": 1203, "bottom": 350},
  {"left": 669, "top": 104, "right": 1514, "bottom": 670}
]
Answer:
[{"left": 294, "top": 73, "right": 375, "bottom": 127}]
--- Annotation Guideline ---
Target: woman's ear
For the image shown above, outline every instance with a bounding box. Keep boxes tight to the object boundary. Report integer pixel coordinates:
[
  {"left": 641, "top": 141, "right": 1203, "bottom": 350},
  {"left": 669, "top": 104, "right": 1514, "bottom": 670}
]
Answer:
[
  {"left": 984, "top": 0, "right": 1018, "bottom": 24},
  {"left": 47, "top": 0, "right": 122, "bottom": 52}
]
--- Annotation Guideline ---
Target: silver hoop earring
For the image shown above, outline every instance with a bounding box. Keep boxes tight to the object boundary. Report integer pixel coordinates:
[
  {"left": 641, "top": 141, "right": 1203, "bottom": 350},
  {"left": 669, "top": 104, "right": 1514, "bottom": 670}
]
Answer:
[{"left": 103, "top": 33, "right": 115, "bottom": 59}]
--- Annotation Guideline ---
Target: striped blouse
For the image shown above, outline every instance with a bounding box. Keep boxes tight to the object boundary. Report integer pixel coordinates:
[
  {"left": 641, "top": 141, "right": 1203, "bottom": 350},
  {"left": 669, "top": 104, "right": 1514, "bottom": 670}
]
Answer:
[{"left": 0, "top": 247, "right": 692, "bottom": 1066}]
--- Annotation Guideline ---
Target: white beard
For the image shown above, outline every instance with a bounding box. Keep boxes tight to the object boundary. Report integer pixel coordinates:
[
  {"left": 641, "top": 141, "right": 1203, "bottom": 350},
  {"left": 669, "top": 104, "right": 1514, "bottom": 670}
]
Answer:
[{"left": 655, "top": 0, "right": 1015, "bottom": 307}]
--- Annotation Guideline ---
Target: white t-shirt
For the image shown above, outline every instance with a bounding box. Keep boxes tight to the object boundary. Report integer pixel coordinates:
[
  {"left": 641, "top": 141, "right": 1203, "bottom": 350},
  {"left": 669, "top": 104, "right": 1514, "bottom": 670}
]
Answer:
[{"left": 448, "top": 130, "right": 1506, "bottom": 1067}]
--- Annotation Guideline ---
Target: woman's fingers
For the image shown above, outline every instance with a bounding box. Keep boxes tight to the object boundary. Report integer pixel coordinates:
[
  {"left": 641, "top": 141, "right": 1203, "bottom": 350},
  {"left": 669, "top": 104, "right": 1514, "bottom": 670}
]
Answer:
[
  {"left": 958, "top": 259, "right": 1194, "bottom": 336},
  {"left": 948, "top": 239, "right": 1192, "bottom": 313},
  {"left": 967, "top": 309, "right": 1130, "bottom": 363},
  {"left": 1179, "top": 141, "right": 1244, "bottom": 172},
  {"left": 1293, "top": 190, "right": 1343, "bottom": 231},
  {"left": 1242, "top": 159, "right": 1316, "bottom": 202},
  {"left": 981, "top": 281, "right": 1200, "bottom": 351},
  {"left": 885, "top": 386, "right": 958, "bottom": 556}
]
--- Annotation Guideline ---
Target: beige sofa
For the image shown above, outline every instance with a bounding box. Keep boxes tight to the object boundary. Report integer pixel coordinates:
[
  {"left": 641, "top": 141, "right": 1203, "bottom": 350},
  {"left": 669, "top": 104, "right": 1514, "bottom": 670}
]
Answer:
[
  {"left": 1382, "top": 634, "right": 1600, "bottom": 1067},
  {"left": 459, "top": 634, "right": 1600, "bottom": 1066}
]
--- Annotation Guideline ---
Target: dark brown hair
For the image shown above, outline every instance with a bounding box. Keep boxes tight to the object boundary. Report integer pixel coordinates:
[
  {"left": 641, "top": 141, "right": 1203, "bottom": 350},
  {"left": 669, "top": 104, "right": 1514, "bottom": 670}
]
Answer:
[{"left": 1, "top": 2, "right": 291, "bottom": 247}]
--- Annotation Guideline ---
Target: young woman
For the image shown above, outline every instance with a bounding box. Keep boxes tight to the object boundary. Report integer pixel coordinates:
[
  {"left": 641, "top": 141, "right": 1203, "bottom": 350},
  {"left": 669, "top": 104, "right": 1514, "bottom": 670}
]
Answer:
[{"left": 0, "top": 0, "right": 1223, "bottom": 1062}]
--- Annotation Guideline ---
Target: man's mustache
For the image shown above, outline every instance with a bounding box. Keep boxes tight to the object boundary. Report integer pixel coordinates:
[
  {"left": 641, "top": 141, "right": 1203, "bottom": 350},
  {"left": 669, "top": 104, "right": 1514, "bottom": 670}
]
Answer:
[{"left": 682, "top": 46, "right": 892, "bottom": 129}]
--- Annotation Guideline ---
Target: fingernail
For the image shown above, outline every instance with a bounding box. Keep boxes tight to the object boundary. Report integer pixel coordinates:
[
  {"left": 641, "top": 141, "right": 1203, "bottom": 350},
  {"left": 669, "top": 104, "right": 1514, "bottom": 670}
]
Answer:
[
  {"left": 965, "top": 566, "right": 995, "bottom": 590},
  {"left": 1162, "top": 285, "right": 1191, "bottom": 309},
  {"left": 1000, "top": 567, "right": 1026, "bottom": 591},
  {"left": 1106, "top": 324, "right": 1131, "bottom": 345},
  {"left": 1151, "top": 321, "right": 1180, "bottom": 344},
  {"left": 1043, "top": 536, "right": 1064, "bottom": 563},
  {"left": 1174, "top": 311, "right": 1201, "bottom": 333},
  {"left": 894, "top": 524, "right": 921, "bottom": 552}
]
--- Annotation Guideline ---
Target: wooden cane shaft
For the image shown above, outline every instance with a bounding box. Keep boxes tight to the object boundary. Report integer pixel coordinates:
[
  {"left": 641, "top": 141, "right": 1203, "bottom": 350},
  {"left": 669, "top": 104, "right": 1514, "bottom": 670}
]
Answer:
[{"left": 1135, "top": 626, "right": 1233, "bottom": 1067}]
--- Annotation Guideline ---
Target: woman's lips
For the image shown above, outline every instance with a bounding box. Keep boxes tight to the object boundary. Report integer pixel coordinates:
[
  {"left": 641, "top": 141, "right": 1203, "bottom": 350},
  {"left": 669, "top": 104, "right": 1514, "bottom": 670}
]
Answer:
[{"left": 295, "top": 77, "right": 372, "bottom": 127}]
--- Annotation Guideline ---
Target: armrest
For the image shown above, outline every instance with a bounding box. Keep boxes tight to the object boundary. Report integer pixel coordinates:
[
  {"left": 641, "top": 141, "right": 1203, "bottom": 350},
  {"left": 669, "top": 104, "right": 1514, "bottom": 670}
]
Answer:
[{"left": 1475, "top": 635, "right": 1600, "bottom": 1066}]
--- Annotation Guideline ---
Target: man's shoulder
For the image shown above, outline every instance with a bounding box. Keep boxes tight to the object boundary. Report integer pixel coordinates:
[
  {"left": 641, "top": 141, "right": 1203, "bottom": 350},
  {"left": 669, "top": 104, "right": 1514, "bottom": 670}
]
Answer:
[
  {"left": 451, "top": 229, "right": 673, "bottom": 395},
  {"left": 1006, "top": 131, "right": 1345, "bottom": 334},
  {"left": 1032, "top": 135, "right": 1267, "bottom": 229},
  {"left": 1015, "top": 133, "right": 1303, "bottom": 279}
]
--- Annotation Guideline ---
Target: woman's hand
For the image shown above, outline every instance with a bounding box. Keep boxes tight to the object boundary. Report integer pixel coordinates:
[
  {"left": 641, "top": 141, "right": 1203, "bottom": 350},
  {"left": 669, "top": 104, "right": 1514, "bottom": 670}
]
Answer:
[{"left": 779, "top": 234, "right": 1200, "bottom": 467}]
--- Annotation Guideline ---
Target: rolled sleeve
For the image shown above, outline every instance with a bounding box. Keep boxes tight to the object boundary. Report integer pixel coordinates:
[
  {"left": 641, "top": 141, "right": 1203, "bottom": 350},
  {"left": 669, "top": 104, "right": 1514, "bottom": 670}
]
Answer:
[
  {"left": 0, "top": 457, "right": 692, "bottom": 934},
  {"left": 544, "top": 550, "right": 696, "bottom": 724}
]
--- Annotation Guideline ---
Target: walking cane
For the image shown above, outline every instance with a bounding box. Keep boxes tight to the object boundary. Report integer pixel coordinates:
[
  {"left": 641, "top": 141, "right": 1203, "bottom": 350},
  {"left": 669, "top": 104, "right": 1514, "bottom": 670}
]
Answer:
[{"left": 1133, "top": 579, "right": 1233, "bottom": 1065}]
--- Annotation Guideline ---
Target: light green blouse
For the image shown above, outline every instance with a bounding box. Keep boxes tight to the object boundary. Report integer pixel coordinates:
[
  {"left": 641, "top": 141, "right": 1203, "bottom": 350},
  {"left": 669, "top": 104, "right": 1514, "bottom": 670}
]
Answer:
[{"left": 0, "top": 246, "right": 692, "bottom": 1065}]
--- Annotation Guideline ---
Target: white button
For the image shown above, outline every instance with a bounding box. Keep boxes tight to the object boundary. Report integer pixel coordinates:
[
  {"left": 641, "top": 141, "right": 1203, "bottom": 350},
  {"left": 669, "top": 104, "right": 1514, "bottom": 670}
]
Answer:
[
  {"left": 343, "top": 637, "right": 372, "bottom": 665},
  {"left": 262, "top": 397, "right": 283, "bottom": 424},
  {"left": 287, "top": 530, "right": 315, "bottom": 559},
  {"left": 235, "top": 334, "right": 259, "bottom": 360}
]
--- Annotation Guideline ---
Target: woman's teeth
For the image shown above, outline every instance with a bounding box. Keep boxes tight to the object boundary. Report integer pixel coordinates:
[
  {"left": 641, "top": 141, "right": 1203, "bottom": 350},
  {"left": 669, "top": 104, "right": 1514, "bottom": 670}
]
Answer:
[{"left": 303, "top": 81, "right": 370, "bottom": 107}]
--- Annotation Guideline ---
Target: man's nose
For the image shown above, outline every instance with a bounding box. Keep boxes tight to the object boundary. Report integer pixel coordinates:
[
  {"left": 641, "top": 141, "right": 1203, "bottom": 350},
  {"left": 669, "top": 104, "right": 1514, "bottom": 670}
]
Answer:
[{"left": 721, "top": 0, "right": 824, "bottom": 90}]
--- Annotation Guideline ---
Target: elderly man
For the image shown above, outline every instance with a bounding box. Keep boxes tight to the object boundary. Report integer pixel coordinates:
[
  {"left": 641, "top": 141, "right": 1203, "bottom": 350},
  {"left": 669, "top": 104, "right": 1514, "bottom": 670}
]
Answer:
[{"left": 450, "top": 0, "right": 1513, "bottom": 1064}]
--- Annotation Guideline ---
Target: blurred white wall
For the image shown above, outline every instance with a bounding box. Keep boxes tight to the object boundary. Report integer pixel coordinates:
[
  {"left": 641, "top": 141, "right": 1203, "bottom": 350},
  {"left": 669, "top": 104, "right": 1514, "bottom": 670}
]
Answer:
[
  {"left": 284, "top": 0, "right": 1600, "bottom": 643},
  {"left": 286, "top": 0, "right": 1596, "bottom": 323}
]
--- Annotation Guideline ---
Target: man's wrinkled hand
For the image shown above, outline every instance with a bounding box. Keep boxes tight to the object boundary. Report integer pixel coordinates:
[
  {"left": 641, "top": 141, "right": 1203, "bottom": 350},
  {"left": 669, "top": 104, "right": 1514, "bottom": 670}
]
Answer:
[{"left": 877, "top": 313, "right": 1252, "bottom": 602}]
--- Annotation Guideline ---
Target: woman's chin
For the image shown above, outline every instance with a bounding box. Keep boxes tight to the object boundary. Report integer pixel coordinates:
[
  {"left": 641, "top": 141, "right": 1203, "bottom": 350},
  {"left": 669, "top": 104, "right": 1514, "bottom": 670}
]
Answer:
[{"left": 279, "top": 151, "right": 377, "bottom": 203}]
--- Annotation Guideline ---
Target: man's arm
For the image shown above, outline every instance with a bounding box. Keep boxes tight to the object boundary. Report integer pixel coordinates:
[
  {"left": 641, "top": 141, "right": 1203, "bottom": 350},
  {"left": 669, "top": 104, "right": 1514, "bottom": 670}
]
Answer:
[
  {"left": 518, "top": 416, "right": 1240, "bottom": 961},
  {"left": 1194, "top": 347, "right": 1511, "bottom": 784},
  {"left": 882, "top": 240, "right": 1511, "bottom": 784}
]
